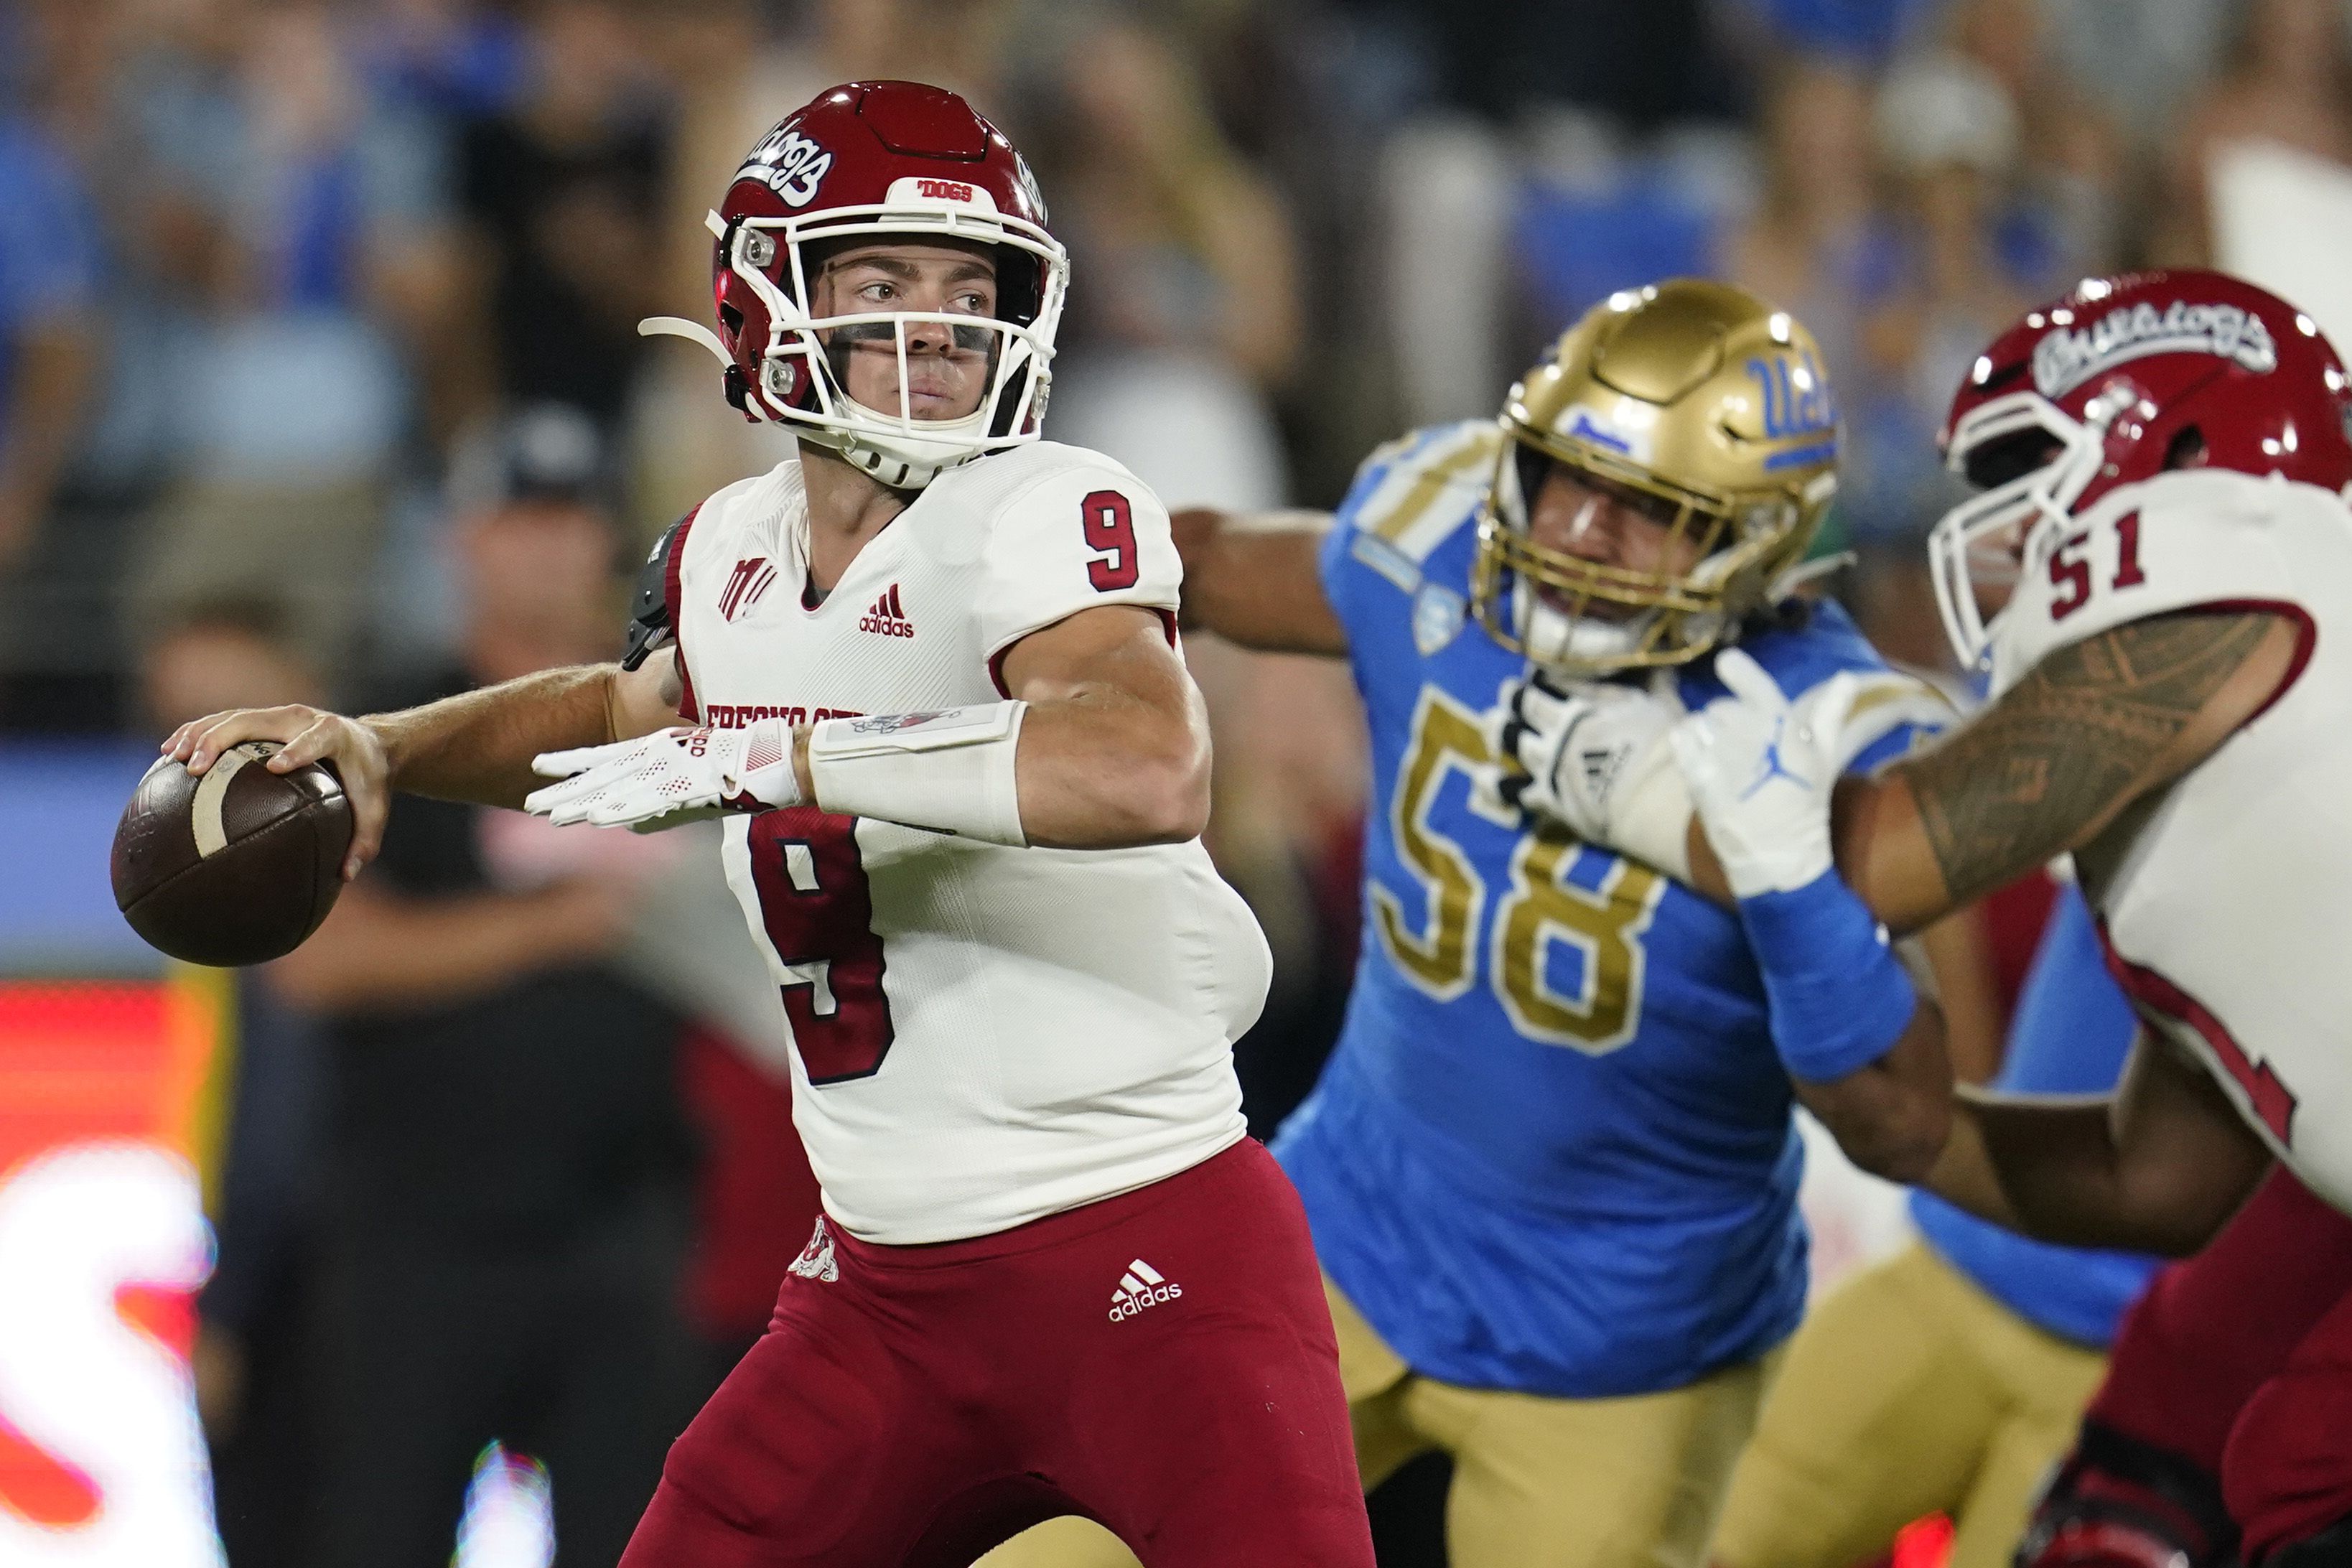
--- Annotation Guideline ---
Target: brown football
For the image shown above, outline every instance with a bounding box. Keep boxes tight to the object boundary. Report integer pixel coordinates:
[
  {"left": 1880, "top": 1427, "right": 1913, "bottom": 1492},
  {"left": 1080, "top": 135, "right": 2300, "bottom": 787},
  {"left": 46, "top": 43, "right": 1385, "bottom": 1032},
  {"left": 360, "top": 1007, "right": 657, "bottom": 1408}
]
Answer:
[{"left": 111, "top": 742, "right": 354, "bottom": 966}]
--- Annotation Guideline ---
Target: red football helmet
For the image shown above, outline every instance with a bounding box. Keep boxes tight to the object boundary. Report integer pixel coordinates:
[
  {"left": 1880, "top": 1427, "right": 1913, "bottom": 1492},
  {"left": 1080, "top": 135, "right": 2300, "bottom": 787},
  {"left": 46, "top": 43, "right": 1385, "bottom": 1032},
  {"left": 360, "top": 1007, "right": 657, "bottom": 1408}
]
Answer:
[
  {"left": 640, "top": 80, "right": 1066, "bottom": 488},
  {"left": 1928, "top": 268, "right": 2352, "bottom": 668}
]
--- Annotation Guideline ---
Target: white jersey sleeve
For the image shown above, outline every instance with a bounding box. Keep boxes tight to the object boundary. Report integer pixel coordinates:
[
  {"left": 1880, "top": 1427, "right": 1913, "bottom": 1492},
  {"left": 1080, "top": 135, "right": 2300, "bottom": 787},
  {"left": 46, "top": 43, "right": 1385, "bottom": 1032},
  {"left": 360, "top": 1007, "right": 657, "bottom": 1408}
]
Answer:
[
  {"left": 970, "top": 450, "right": 1183, "bottom": 662},
  {"left": 1989, "top": 469, "right": 2314, "bottom": 699}
]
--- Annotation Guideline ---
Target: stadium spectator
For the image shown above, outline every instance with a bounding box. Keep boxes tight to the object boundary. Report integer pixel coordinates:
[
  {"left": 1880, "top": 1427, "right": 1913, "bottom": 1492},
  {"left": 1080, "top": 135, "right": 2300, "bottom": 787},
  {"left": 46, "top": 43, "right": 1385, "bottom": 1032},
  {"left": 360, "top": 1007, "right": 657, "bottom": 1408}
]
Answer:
[
  {"left": 1718, "top": 56, "right": 1880, "bottom": 386},
  {"left": 265, "top": 406, "right": 697, "bottom": 1568},
  {"left": 116, "top": 0, "right": 453, "bottom": 684},
  {"left": 0, "top": 106, "right": 98, "bottom": 572},
  {"left": 0, "top": 58, "right": 103, "bottom": 727},
  {"left": 630, "top": 0, "right": 838, "bottom": 530},
  {"left": 1858, "top": 55, "right": 2045, "bottom": 523},
  {"left": 1837, "top": 55, "right": 2055, "bottom": 673},
  {"left": 452, "top": 0, "right": 671, "bottom": 430},
  {"left": 2154, "top": 0, "right": 2352, "bottom": 263},
  {"left": 1033, "top": 11, "right": 1298, "bottom": 512},
  {"left": 1947, "top": 0, "right": 2126, "bottom": 275}
]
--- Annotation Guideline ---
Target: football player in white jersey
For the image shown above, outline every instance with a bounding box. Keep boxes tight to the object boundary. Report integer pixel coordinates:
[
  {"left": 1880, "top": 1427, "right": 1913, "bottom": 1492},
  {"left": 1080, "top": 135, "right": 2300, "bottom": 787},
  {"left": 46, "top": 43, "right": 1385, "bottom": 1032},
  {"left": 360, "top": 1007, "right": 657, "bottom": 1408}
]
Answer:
[
  {"left": 1500, "top": 268, "right": 2352, "bottom": 1563},
  {"left": 161, "top": 81, "right": 1376, "bottom": 1568}
]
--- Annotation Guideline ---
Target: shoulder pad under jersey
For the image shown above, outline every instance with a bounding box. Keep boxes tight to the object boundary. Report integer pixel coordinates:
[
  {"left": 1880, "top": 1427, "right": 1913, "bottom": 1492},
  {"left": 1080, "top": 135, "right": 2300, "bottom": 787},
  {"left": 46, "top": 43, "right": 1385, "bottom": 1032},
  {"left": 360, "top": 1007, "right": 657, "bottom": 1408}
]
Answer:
[{"left": 621, "top": 513, "right": 692, "bottom": 671}]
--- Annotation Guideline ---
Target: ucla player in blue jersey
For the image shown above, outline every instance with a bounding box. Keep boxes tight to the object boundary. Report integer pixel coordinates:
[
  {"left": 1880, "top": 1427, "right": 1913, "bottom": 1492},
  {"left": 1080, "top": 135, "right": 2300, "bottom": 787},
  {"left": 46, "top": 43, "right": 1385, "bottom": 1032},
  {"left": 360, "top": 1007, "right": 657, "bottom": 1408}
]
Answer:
[
  {"left": 1708, "top": 881, "right": 2160, "bottom": 1568},
  {"left": 972, "top": 281, "right": 1967, "bottom": 1568}
]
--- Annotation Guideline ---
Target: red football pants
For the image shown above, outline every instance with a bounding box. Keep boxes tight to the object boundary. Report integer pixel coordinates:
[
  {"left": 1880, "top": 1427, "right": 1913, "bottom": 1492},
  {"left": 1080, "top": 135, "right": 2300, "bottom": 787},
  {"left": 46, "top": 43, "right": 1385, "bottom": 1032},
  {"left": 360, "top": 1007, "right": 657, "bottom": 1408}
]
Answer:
[
  {"left": 617, "top": 1137, "right": 1375, "bottom": 1567},
  {"left": 2086, "top": 1165, "right": 2352, "bottom": 1562}
]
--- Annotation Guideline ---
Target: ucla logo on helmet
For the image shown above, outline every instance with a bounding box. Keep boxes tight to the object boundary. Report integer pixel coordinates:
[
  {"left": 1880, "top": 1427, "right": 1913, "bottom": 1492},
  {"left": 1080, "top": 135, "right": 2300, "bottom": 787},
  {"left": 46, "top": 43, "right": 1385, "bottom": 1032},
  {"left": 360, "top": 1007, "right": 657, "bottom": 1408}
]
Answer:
[
  {"left": 1745, "top": 350, "right": 1838, "bottom": 442},
  {"left": 739, "top": 122, "right": 834, "bottom": 208}
]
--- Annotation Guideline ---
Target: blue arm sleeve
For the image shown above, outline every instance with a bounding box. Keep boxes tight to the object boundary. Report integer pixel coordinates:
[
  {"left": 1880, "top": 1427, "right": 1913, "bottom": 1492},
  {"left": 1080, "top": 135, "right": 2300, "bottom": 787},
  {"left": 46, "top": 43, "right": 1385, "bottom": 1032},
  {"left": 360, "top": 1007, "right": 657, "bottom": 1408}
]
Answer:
[{"left": 1740, "top": 870, "right": 1919, "bottom": 1083}]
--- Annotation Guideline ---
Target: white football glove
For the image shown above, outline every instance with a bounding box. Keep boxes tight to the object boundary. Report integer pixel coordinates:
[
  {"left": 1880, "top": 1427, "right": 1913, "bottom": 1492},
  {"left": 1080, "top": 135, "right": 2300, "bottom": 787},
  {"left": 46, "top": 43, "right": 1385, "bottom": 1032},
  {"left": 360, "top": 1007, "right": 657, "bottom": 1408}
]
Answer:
[
  {"left": 1668, "top": 650, "right": 1861, "bottom": 899},
  {"left": 1495, "top": 672, "right": 1688, "bottom": 867},
  {"left": 526, "top": 719, "right": 802, "bottom": 831}
]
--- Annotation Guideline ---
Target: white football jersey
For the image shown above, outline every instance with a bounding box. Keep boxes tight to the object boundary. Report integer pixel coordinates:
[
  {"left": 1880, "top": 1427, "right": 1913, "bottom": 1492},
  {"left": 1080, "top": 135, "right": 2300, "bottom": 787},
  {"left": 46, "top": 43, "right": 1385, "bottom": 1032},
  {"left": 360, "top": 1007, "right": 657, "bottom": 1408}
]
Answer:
[
  {"left": 1991, "top": 467, "right": 2352, "bottom": 1210},
  {"left": 666, "top": 442, "right": 1268, "bottom": 1244}
]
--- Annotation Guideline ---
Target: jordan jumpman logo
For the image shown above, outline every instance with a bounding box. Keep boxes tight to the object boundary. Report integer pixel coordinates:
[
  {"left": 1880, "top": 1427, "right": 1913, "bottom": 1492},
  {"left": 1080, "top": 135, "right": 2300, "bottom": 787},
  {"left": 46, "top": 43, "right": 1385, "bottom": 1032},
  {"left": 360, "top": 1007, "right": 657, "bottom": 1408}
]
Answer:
[{"left": 1737, "top": 715, "right": 1812, "bottom": 801}]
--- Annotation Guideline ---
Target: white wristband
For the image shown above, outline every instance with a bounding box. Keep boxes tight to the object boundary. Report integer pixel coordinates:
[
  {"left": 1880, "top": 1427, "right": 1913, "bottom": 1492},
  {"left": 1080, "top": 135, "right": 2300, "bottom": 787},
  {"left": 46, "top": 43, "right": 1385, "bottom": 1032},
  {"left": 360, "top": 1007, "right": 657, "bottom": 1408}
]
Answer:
[{"left": 807, "top": 702, "right": 1029, "bottom": 846}]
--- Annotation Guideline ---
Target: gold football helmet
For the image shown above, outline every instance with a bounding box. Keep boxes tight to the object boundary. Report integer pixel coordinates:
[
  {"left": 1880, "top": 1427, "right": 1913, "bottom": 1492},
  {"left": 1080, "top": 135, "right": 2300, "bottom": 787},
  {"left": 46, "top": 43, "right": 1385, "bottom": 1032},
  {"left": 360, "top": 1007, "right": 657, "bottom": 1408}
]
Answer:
[{"left": 1469, "top": 279, "right": 1842, "bottom": 673}]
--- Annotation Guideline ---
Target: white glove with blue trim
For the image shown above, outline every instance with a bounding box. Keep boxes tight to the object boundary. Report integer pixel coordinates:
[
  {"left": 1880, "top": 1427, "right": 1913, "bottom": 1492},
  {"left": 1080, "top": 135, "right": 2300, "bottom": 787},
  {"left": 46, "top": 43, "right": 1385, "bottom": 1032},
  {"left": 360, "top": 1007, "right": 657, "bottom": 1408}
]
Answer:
[{"left": 1668, "top": 650, "right": 1862, "bottom": 898}]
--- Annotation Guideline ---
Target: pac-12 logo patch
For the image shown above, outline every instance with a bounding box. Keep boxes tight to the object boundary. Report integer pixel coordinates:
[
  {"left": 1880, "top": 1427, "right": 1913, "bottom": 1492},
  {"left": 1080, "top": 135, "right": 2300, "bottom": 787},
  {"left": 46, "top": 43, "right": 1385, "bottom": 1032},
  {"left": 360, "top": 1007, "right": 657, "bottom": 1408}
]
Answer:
[{"left": 1413, "top": 582, "right": 1467, "bottom": 655}]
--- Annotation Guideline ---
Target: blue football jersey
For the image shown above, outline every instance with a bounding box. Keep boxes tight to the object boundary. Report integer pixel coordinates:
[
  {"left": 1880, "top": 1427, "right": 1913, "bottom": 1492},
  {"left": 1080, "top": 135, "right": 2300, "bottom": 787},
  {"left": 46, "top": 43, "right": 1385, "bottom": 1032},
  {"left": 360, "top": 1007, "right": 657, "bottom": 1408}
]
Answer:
[{"left": 1273, "top": 420, "right": 1950, "bottom": 1398}]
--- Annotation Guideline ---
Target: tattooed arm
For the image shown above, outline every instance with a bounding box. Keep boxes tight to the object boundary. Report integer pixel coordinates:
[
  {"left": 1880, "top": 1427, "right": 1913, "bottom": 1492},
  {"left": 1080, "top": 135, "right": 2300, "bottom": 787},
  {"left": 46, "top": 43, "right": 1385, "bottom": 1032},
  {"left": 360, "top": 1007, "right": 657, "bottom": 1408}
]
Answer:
[{"left": 1674, "top": 609, "right": 2301, "bottom": 933}]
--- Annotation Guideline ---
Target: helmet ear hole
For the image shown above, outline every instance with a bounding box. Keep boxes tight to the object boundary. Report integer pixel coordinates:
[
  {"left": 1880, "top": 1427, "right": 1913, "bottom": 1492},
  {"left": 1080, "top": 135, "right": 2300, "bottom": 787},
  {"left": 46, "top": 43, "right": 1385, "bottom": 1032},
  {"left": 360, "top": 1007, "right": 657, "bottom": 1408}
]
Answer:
[
  {"left": 2165, "top": 425, "right": 2208, "bottom": 470},
  {"left": 995, "top": 246, "right": 1042, "bottom": 328}
]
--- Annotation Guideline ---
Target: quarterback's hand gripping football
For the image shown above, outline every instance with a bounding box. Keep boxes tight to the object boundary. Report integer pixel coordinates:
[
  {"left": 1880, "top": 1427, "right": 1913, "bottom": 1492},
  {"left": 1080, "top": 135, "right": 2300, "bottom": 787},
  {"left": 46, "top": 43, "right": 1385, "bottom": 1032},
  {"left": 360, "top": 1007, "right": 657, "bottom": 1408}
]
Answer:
[
  {"left": 1495, "top": 672, "right": 1689, "bottom": 872},
  {"left": 526, "top": 719, "right": 803, "bottom": 830},
  {"left": 1669, "top": 650, "right": 1861, "bottom": 900}
]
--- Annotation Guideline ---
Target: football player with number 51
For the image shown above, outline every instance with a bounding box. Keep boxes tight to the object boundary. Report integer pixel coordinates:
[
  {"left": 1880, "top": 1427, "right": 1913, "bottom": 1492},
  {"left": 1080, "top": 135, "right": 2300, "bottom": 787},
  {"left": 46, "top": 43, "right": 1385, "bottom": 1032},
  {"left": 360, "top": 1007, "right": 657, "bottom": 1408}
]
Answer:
[
  {"left": 159, "top": 81, "right": 1376, "bottom": 1567},
  {"left": 1518, "top": 269, "right": 2352, "bottom": 1564}
]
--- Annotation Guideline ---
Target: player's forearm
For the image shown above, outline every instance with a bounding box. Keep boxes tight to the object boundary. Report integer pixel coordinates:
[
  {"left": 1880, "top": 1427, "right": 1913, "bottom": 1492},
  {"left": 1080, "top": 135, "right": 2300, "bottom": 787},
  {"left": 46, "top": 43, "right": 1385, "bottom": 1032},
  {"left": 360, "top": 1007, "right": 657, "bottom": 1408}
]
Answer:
[
  {"left": 368, "top": 665, "right": 622, "bottom": 810},
  {"left": 1792, "top": 999, "right": 1953, "bottom": 1184},
  {"left": 1925, "top": 1086, "right": 2254, "bottom": 1256},
  {"left": 1923, "top": 1088, "right": 2157, "bottom": 1246},
  {"left": 1169, "top": 508, "right": 1349, "bottom": 655}
]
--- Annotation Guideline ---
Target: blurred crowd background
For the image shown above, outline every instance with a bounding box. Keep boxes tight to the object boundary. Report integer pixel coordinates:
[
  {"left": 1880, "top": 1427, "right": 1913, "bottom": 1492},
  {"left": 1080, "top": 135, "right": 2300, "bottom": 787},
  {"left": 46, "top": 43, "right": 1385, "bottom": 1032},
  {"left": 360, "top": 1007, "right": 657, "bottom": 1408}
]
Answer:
[
  {"left": 4, "top": 0, "right": 2351, "bottom": 1563},
  {"left": 13, "top": 0, "right": 2351, "bottom": 725}
]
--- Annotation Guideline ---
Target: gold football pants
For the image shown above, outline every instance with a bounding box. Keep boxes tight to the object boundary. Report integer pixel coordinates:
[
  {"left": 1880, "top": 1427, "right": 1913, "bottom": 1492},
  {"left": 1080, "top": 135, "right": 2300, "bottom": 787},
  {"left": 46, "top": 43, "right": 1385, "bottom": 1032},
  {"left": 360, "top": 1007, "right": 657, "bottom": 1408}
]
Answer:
[
  {"left": 1710, "top": 1241, "right": 2111, "bottom": 1568},
  {"left": 978, "top": 1277, "right": 1773, "bottom": 1568}
]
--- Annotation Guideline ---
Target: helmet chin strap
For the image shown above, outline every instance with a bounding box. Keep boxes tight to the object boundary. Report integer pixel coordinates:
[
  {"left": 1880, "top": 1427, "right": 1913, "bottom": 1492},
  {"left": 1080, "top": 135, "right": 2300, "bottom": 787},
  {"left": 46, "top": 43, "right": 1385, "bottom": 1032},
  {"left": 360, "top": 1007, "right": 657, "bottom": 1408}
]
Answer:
[{"left": 803, "top": 425, "right": 938, "bottom": 490}]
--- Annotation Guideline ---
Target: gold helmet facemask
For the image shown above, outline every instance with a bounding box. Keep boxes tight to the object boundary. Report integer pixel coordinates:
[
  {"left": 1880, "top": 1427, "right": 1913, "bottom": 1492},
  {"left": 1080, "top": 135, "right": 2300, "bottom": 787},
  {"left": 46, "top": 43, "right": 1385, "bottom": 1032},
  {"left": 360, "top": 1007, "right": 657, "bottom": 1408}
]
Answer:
[{"left": 1470, "top": 279, "right": 1842, "bottom": 676}]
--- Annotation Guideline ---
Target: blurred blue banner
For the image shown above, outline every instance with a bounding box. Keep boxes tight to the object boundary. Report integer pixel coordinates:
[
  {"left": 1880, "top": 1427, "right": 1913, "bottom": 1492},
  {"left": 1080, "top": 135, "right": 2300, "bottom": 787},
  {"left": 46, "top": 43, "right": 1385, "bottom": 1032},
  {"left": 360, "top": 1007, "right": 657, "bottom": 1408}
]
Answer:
[{"left": 0, "top": 739, "right": 166, "bottom": 976}]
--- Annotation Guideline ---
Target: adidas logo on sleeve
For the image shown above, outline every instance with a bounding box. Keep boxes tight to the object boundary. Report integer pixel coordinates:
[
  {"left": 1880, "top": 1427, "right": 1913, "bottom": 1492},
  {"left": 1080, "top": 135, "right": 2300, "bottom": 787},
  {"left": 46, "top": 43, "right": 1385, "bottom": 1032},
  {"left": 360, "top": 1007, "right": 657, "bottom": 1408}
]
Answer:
[
  {"left": 1108, "top": 1258, "right": 1182, "bottom": 1322},
  {"left": 859, "top": 584, "right": 915, "bottom": 638}
]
